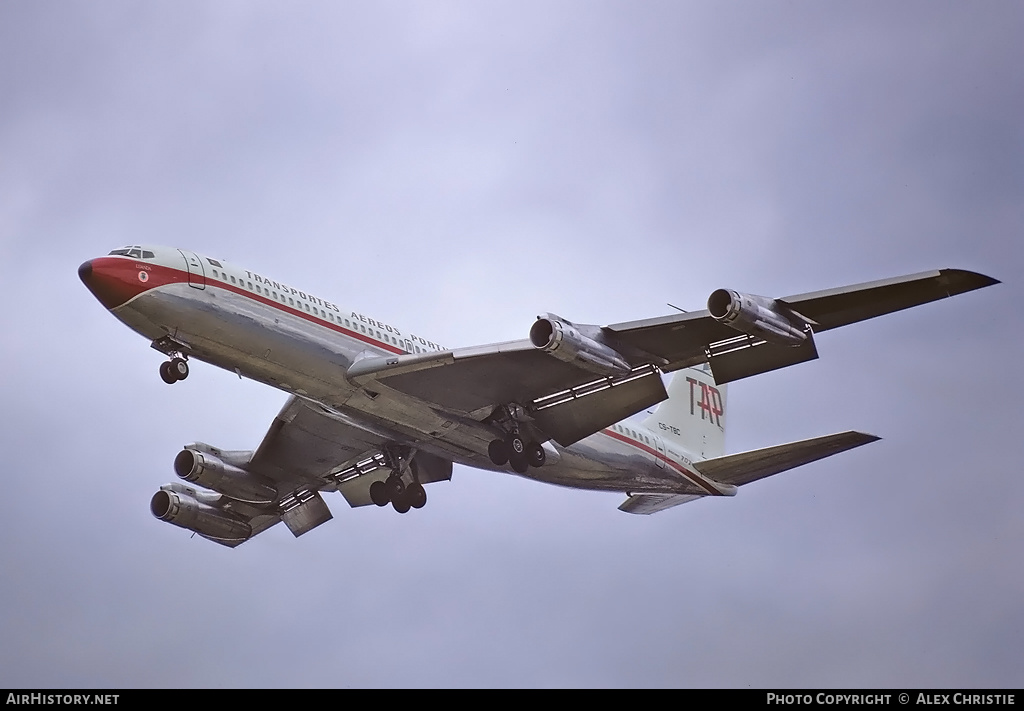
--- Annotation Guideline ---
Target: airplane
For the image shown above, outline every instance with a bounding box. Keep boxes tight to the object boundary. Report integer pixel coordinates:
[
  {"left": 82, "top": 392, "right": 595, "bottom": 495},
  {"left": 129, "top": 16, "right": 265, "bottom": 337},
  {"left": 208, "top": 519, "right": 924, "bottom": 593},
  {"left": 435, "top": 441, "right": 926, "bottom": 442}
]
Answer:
[{"left": 78, "top": 245, "right": 998, "bottom": 546}]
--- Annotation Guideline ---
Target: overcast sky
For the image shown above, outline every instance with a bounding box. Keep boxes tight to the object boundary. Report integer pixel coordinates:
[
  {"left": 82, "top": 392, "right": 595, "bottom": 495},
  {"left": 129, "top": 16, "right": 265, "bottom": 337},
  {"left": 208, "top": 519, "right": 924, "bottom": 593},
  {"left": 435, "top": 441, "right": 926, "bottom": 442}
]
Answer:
[{"left": 1, "top": 1, "right": 1021, "bottom": 688}]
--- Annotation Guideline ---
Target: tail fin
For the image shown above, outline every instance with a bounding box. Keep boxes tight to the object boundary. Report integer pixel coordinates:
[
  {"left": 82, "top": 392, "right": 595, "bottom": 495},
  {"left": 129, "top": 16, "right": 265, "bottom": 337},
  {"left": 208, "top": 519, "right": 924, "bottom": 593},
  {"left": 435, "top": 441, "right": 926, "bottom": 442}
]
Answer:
[{"left": 642, "top": 365, "right": 727, "bottom": 459}]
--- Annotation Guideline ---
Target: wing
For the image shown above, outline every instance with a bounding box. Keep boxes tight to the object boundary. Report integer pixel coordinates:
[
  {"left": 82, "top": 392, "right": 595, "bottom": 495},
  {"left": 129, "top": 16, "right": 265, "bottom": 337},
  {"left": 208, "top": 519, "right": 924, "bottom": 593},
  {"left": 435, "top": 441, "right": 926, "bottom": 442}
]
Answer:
[
  {"left": 778, "top": 268, "right": 998, "bottom": 332},
  {"left": 166, "top": 396, "right": 451, "bottom": 547},
  {"left": 345, "top": 269, "right": 997, "bottom": 446},
  {"left": 607, "top": 268, "right": 998, "bottom": 384}
]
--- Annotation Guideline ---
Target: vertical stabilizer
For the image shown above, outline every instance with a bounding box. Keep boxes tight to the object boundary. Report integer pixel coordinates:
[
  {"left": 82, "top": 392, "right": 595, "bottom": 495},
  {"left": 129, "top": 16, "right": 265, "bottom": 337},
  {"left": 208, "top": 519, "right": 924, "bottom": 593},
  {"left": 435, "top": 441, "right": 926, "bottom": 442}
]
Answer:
[{"left": 642, "top": 365, "right": 727, "bottom": 459}]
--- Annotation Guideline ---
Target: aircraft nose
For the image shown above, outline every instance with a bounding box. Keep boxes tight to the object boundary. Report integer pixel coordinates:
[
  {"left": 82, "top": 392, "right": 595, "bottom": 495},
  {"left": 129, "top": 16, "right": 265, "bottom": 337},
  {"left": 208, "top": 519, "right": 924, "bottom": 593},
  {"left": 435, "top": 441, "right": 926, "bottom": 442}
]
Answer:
[
  {"left": 78, "top": 260, "right": 94, "bottom": 285},
  {"left": 78, "top": 257, "right": 144, "bottom": 309}
]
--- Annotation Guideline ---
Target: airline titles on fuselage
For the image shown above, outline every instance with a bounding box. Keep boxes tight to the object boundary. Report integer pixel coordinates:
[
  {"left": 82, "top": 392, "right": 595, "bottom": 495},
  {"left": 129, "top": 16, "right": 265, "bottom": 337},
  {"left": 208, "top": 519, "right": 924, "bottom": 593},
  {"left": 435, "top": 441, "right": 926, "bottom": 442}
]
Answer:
[{"left": 242, "top": 269, "right": 445, "bottom": 352}]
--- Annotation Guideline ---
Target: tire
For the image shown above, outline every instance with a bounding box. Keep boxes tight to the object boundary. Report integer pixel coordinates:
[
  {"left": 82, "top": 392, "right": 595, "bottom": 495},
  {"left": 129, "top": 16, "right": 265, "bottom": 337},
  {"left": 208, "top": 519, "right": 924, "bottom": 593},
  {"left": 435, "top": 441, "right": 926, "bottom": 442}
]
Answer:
[
  {"left": 386, "top": 476, "right": 405, "bottom": 500},
  {"left": 509, "top": 452, "right": 529, "bottom": 474},
  {"left": 391, "top": 492, "right": 411, "bottom": 514},
  {"left": 526, "top": 441, "right": 546, "bottom": 468},
  {"left": 488, "top": 439, "right": 509, "bottom": 466},
  {"left": 406, "top": 482, "right": 427, "bottom": 509},
  {"left": 369, "top": 480, "right": 389, "bottom": 507},
  {"left": 159, "top": 361, "right": 177, "bottom": 384},
  {"left": 169, "top": 357, "right": 189, "bottom": 381}
]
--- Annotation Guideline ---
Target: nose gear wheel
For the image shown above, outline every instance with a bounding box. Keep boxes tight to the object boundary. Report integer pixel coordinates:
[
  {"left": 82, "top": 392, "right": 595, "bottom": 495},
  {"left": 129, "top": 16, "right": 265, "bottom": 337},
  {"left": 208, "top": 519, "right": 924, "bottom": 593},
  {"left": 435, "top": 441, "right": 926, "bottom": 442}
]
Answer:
[{"left": 159, "top": 357, "right": 189, "bottom": 384}]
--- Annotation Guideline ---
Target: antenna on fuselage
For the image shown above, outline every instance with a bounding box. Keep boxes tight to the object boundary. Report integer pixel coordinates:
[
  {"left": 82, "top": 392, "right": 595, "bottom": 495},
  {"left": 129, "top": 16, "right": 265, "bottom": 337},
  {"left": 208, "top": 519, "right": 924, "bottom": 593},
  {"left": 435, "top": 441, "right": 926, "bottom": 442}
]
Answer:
[{"left": 667, "top": 303, "right": 687, "bottom": 313}]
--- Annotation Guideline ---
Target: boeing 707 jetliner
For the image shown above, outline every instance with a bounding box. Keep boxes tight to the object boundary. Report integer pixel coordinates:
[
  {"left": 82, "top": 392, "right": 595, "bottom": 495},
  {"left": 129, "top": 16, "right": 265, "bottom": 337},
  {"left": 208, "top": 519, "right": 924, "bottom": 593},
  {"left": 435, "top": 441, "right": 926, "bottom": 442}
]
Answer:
[{"left": 78, "top": 246, "right": 998, "bottom": 546}]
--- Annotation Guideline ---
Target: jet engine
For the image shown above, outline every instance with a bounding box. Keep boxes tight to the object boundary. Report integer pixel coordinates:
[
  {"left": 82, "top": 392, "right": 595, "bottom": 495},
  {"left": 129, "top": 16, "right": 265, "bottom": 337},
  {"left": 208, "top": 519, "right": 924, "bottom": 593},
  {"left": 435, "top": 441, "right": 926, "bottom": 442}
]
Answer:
[
  {"left": 530, "top": 314, "right": 631, "bottom": 376},
  {"left": 173, "top": 448, "right": 277, "bottom": 505},
  {"left": 150, "top": 488, "right": 252, "bottom": 543},
  {"left": 707, "top": 290, "right": 810, "bottom": 346}
]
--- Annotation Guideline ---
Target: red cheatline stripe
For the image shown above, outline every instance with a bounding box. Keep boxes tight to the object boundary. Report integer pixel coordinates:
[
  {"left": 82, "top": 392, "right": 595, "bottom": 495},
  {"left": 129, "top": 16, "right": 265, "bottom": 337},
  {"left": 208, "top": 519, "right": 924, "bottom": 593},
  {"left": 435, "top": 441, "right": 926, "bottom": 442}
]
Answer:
[
  {"left": 119, "top": 260, "right": 408, "bottom": 355},
  {"left": 602, "top": 428, "right": 722, "bottom": 496}
]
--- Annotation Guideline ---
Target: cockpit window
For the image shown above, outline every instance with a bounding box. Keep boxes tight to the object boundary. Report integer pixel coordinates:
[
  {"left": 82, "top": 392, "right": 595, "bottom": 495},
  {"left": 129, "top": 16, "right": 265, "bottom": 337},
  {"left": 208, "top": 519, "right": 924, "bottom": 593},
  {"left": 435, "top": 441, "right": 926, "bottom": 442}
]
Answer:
[{"left": 107, "top": 246, "right": 155, "bottom": 259}]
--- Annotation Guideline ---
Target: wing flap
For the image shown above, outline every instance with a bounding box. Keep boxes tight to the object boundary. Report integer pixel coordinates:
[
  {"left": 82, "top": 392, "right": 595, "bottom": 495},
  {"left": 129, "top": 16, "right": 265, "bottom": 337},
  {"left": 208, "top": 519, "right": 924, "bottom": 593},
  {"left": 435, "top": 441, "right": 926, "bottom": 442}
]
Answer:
[
  {"left": 706, "top": 332, "right": 819, "bottom": 385},
  {"left": 693, "top": 431, "right": 880, "bottom": 487},
  {"left": 532, "top": 368, "right": 668, "bottom": 446},
  {"left": 280, "top": 491, "right": 333, "bottom": 537}
]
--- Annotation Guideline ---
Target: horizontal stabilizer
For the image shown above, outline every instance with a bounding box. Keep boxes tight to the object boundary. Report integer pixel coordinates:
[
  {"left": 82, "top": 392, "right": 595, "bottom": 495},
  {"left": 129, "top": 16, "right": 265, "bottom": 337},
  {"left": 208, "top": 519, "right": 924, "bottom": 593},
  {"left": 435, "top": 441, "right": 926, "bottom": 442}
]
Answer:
[
  {"left": 693, "top": 431, "right": 880, "bottom": 487},
  {"left": 618, "top": 493, "right": 702, "bottom": 515}
]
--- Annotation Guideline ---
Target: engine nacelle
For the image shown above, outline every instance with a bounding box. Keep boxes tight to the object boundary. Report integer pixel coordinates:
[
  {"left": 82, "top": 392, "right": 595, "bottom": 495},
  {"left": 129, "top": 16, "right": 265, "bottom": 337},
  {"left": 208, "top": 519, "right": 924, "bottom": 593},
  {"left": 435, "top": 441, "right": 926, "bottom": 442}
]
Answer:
[
  {"left": 530, "top": 314, "right": 631, "bottom": 376},
  {"left": 707, "top": 289, "right": 809, "bottom": 346},
  {"left": 150, "top": 488, "right": 252, "bottom": 543},
  {"left": 174, "top": 449, "right": 277, "bottom": 505}
]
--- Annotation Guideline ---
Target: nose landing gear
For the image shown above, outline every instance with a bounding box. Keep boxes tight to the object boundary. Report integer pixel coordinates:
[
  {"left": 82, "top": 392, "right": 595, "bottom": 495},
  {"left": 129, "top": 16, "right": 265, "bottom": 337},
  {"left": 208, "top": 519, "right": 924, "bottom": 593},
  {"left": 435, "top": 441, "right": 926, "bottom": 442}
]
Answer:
[
  {"left": 151, "top": 336, "right": 192, "bottom": 385},
  {"left": 159, "top": 357, "right": 189, "bottom": 384}
]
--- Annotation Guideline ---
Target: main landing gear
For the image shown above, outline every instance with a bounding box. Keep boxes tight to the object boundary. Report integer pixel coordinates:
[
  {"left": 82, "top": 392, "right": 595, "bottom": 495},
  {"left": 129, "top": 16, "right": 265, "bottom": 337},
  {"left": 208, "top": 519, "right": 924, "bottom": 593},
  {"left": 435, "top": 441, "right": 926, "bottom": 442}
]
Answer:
[
  {"left": 487, "top": 433, "right": 546, "bottom": 474},
  {"left": 159, "top": 356, "right": 189, "bottom": 384},
  {"left": 486, "top": 403, "right": 547, "bottom": 474},
  {"left": 368, "top": 448, "right": 427, "bottom": 514}
]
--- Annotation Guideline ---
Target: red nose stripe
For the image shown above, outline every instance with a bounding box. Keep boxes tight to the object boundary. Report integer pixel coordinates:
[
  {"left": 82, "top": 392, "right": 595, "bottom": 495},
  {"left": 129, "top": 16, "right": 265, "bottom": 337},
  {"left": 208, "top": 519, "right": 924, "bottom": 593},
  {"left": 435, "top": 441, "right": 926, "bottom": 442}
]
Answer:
[{"left": 78, "top": 257, "right": 187, "bottom": 309}]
